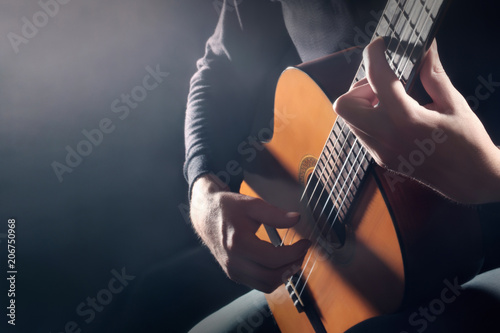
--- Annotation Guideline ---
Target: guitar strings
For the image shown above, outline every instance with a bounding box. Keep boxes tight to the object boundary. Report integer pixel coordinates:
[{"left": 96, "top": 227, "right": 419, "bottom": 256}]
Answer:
[
  {"left": 274, "top": 0, "right": 434, "bottom": 296},
  {"left": 282, "top": 0, "right": 405, "bottom": 276},
  {"left": 299, "top": 148, "right": 369, "bottom": 296},
  {"left": 294, "top": 0, "right": 438, "bottom": 299},
  {"left": 284, "top": 0, "right": 407, "bottom": 289},
  {"left": 289, "top": 0, "right": 405, "bottom": 252},
  {"left": 280, "top": 0, "right": 415, "bottom": 247},
  {"left": 315, "top": 0, "right": 435, "bottom": 236},
  {"left": 398, "top": 0, "right": 438, "bottom": 80},
  {"left": 385, "top": 0, "right": 437, "bottom": 83},
  {"left": 297, "top": 0, "right": 439, "bottom": 298},
  {"left": 280, "top": 120, "right": 351, "bottom": 246},
  {"left": 384, "top": 0, "right": 417, "bottom": 79},
  {"left": 297, "top": 144, "right": 368, "bottom": 292},
  {"left": 282, "top": 139, "right": 352, "bottom": 246},
  {"left": 282, "top": 0, "right": 409, "bottom": 248},
  {"left": 295, "top": 131, "right": 362, "bottom": 255}
]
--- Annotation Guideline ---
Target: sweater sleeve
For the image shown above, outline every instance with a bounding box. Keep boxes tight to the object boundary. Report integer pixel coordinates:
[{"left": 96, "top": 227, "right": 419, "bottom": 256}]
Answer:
[{"left": 183, "top": 0, "right": 299, "bottom": 197}]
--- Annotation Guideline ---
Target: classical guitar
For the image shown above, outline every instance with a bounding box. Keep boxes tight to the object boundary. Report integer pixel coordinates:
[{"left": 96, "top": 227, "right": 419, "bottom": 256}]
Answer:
[{"left": 240, "top": 0, "right": 484, "bottom": 332}]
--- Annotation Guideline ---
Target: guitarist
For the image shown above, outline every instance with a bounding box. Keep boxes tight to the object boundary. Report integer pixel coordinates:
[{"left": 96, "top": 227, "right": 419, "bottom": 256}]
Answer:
[{"left": 185, "top": 0, "right": 500, "bottom": 331}]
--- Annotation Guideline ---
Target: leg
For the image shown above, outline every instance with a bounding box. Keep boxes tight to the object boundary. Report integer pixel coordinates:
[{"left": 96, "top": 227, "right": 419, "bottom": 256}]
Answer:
[
  {"left": 189, "top": 289, "right": 279, "bottom": 333},
  {"left": 346, "top": 268, "right": 500, "bottom": 333}
]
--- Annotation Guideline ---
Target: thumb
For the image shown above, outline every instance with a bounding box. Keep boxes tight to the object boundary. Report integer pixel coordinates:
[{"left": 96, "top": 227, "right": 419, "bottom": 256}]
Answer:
[
  {"left": 246, "top": 198, "right": 301, "bottom": 229},
  {"left": 420, "top": 40, "right": 459, "bottom": 109}
]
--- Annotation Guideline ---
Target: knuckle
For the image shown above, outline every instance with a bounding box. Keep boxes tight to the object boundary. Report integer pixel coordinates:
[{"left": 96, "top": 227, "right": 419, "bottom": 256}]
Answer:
[
  {"left": 244, "top": 196, "right": 262, "bottom": 209},
  {"left": 431, "top": 62, "right": 446, "bottom": 76},
  {"left": 222, "top": 228, "right": 237, "bottom": 253},
  {"left": 333, "top": 95, "right": 348, "bottom": 115},
  {"left": 220, "top": 216, "right": 243, "bottom": 254}
]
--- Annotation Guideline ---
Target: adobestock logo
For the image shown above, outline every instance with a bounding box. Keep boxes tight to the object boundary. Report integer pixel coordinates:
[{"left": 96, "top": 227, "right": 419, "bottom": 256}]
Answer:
[
  {"left": 400, "top": 277, "right": 463, "bottom": 333},
  {"left": 8, "top": 0, "right": 72, "bottom": 54},
  {"left": 465, "top": 74, "right": 500, "bottom": 111},
  {"left": 50, "top": 267, "right": 135, "bottom": 333}
]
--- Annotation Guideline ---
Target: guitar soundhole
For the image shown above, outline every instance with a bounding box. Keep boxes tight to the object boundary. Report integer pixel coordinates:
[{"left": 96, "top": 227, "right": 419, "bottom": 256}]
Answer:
[{"left": 305, "top": 173, "right": 347, "bottom": 248}]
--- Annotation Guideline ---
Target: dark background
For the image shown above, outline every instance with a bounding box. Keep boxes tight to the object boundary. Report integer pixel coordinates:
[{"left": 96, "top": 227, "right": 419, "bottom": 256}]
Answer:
[{"left": 0, "top": 1, "right": 249, "bottom": 332}]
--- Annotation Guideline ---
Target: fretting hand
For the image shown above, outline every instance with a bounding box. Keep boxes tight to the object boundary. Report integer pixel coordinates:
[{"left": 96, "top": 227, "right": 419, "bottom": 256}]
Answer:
[{"left": 333, "top": 38, "right": 500, "bottom": 204}]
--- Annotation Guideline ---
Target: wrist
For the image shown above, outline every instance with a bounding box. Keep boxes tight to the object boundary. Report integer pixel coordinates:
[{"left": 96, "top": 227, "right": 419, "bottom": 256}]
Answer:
[
  {"left": 192, "top": 173, "right": 230, "bottom": 198},
  {"left": 189, "top": 173, "right": 228, "bottom": 240}
]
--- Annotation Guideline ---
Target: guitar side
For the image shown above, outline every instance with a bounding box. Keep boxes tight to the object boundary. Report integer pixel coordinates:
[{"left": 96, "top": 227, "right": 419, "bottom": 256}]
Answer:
[{"left": 240, "top": 49, "right": 483, "bottom": 332}]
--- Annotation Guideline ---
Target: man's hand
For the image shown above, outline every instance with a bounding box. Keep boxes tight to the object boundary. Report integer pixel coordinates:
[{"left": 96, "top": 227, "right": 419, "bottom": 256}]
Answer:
[
  {"left": 190, "top": 174, "right": 311, "bottom": 293},
  {"left": 333, "top": 38, "right": 500, "bottom": 204}
]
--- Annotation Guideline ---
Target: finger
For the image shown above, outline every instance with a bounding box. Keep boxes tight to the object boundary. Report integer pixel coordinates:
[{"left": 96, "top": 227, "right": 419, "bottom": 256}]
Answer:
[
  {"left": 363, "top": 37, "right": 414, "bottom": 112},
  {"left": 351, "top": 77, "right": 369, "bottom": 89},
  {"left": 228, "top": 255, "right": 304, "bottom": 293},
  {"left": 245, "top": 198, "right": 302, "bottom": 229},
  {"left": 420, "top": 39, "right": 460, "bottom": 110},
  {"left": 239, "top": 235, "right": 311, "bottom": 269},
  {"left": 333, "top": 83, "right": 383, "bottom": 136}
]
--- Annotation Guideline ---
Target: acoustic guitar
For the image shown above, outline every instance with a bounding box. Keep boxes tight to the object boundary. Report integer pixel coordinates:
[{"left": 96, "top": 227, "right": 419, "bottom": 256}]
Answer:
[{"left": 239, "top": 0, "right": 484, "bottom": 331}]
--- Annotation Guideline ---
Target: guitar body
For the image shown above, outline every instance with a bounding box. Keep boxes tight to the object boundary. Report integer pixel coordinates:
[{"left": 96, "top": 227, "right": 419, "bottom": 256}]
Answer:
[{"left": 240, "top": 48, "right": 483, "bottom": 332}]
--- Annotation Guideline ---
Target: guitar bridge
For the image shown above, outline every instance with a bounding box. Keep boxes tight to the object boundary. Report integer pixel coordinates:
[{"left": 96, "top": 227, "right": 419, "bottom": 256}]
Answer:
[
  {"left": 264, "top": 225, "right": 327, "bottom": 332},
  {"left": 286, "top": 273, "right": 306, "bottom": 312},
  {"left": 287, "top": 272, "right": 328, "bottom": 333}
]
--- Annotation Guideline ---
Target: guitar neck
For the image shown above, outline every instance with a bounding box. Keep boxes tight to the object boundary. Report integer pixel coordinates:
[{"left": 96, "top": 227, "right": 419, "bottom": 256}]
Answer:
[{"left": 353, "top": 0, "right": 451, "bottom": 87}]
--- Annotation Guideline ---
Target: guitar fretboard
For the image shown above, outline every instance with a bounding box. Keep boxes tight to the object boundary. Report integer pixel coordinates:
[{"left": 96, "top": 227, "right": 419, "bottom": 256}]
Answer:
[
  {"left": 308, "top": 0, "right": 448, "bottom": 227},
  {"left": 354, "top": 0, "right": 445, "bottom": 85},
  {"left": 306, "top": 119, "right": 369, "bottom": 229}
]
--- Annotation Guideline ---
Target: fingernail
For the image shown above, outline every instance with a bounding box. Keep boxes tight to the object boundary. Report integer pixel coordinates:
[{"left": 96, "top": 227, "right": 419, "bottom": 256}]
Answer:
[{"left": 286, "top": 212, "right": 300, "bottom": 219}]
